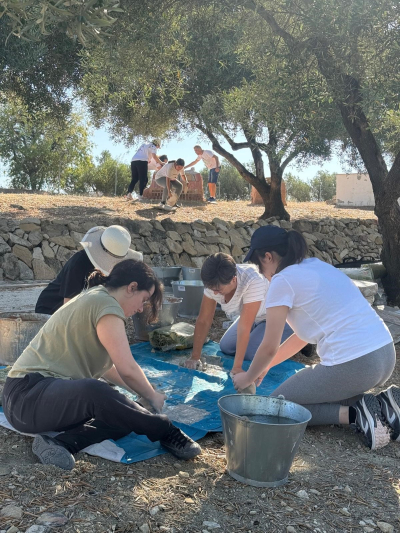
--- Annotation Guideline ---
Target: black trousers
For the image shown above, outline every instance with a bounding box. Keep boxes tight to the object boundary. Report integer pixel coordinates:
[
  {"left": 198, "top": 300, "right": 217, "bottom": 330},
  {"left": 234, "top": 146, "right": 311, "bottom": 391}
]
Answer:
[
  {"left": 128, "top": 160, "right": 148, "bottom": 195},
  {"left": 3, "top": 373, "right": 171, "bottom": 454}
]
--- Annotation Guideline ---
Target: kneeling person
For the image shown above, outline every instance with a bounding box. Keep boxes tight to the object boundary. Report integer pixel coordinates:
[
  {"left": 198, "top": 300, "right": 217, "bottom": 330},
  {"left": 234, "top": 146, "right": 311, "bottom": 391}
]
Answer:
[
  {"left": 184, "top": 253, "right": 292, "bottom": 373},
  {"left": 155, "top": 158, "right": 188, "bottom": 209}
]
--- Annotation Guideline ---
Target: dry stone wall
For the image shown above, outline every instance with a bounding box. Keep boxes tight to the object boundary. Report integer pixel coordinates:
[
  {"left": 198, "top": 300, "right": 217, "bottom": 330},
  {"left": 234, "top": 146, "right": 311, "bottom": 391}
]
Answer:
[{"left": 0, "top": 215, "right": 382, "bottom": 281}]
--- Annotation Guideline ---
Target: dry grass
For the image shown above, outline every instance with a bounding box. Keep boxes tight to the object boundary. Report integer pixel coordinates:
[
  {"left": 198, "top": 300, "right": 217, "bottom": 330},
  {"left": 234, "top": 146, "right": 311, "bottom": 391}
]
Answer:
[{"left": 0, "top": 192, "right": 376, "bottom": 223}]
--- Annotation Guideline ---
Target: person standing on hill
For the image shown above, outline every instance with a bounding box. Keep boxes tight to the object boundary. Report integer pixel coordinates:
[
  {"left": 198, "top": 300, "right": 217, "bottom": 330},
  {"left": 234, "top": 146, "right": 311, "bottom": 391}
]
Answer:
[
  {"left": 126, "top": 139, "right": 165, "bottom": 201},
  {"left": 185, "top": 145, "right": 220, "bottom": 203}
]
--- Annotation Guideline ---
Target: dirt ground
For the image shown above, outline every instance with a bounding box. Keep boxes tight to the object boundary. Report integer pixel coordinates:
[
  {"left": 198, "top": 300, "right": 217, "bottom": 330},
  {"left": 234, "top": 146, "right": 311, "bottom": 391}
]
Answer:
[
  {"left": 0, "top": 193, "right": 377, "bottom": 223},
  {"left": 1, "top": 311, "right": 399, "bottom": 533}
]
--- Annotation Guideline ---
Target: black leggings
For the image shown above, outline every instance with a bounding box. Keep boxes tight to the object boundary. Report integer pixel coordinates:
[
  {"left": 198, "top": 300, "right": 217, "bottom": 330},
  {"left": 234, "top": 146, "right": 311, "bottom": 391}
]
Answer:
[
  {"left": 3, "top": 373, "right": 171, "bottom": 454},
  {"left": 128, "top": 160, "right": 148, "bottom": 195}
]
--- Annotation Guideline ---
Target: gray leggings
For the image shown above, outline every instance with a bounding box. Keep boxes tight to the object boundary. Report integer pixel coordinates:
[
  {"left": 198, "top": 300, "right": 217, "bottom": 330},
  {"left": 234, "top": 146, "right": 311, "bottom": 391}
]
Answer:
[
  {"left": 155, "top": 176, "right": 183, "bottom": 203},
  {"left": 272, "top": 342, "right": 396, "bottom": 425}
]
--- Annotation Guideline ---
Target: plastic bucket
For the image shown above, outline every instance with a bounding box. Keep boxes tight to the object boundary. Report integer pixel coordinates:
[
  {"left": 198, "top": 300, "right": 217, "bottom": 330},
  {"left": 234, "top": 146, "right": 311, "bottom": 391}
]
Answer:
[
  {"left": 152, "top": 267, "right": 182, "bottom": 293},
  {"left": 182, "top": 267, "right": 202, "bottom": 281},
  {"left": 132, "top": 296, "right": 182, "bottom": 341},
  {"left": 171, "top": 280, "right": 204, "bottom": 318},
  {"left": 0, "top": 312, "right": 51, "bottom": 365},
  {"left": 218, "top": 395, "right": 311, "bottom": 487}
]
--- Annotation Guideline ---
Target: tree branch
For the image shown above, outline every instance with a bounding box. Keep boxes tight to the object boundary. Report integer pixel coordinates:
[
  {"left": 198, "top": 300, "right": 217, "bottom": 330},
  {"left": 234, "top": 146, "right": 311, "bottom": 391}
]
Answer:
[
  {"left": 216, "top": 127, "right": 250, "bottom": 150},
  {"left": 281, "top": 150, "right": 300, "bottom": 172}
]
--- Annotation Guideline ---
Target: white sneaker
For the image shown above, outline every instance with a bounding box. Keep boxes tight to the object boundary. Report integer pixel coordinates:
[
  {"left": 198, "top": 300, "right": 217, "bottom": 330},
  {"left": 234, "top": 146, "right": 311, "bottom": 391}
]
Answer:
[{"left": 126, "top": 193, "right": 132, "bottom": 201}]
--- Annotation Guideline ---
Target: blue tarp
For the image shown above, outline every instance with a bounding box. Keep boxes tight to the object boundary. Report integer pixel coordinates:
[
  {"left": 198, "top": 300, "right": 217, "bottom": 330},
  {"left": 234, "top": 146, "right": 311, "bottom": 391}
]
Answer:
[{"left": 0, "top": 343, "right": 305, "bottom": 464}]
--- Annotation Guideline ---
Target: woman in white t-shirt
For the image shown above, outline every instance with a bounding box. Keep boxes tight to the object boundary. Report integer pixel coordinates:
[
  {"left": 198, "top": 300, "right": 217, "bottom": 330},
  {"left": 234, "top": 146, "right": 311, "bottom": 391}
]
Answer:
[
  {"left": 233, "top": 225, "right": 399, "bottom": 450},
  {"left": 126, "top": 139, "right": 165, "bottom": 201},
  {"left": 183, "top": 253, "right": 292, "bottom": 372}
]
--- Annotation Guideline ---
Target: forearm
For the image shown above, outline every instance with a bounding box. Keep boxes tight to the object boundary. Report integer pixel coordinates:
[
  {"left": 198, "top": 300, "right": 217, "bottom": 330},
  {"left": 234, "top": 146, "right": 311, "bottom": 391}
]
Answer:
[
  {"left": 184, "top": 160, "right": 198, "bottom": 169},
  {"left": 102, "top": 365, "right": 137, "bottom": 395},
  {"left": 246, "top": 334, "right": 306, "bottom": 382},
  {"left": 269, "top": 334, "right": 307, "bottom": 368},
  {"left": 115, "top": 360, "right": 156, "bottom": 401},
  {"left": 191, "top": 319, "right": 213, "bottom": 359}
]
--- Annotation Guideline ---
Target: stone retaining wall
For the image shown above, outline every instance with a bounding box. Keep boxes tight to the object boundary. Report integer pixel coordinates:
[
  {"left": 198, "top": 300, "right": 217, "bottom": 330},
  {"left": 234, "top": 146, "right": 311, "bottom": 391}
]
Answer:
[{"left": 0, "top": 216, "right": 382, "bottom": 281}]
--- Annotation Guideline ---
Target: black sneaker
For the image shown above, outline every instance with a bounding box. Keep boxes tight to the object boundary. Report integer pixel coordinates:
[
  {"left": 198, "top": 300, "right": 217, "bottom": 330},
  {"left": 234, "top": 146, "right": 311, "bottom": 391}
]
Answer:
[
  {"left": 160, "top": 425, "right": 201, "bottom": 460},
  {"left": 32, "top": 435, "right": 75, "bottom": 470},
  {"left": 175, "top": 203, "right": 182, "bottom": 208},
  {"left": 377, "top": 385, "right": 400, "bottom": 441},
  {"left": 354, "top": 394, "right": 391, "bottom": 450}
]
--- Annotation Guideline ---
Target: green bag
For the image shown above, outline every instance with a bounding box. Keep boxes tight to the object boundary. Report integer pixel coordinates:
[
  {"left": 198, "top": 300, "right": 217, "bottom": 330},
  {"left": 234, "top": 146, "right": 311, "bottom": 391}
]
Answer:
[{"left": 149, "top": 322, "right": 195, "bottom": 351}]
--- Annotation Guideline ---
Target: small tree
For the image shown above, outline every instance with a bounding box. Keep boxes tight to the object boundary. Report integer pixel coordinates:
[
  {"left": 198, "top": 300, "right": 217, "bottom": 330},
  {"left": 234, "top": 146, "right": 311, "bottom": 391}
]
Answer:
[
  {"left": 0, "top": 99, "right": 91, "bottom": 191},
  {"left": 66, "top": 151, "right": 131, "bottom": 196},
  {"left": 285, "top": 173, "right": 312, "bottom": 202},
  {"left": 309, "top": 171, "right": 336, "bottom": 202}
]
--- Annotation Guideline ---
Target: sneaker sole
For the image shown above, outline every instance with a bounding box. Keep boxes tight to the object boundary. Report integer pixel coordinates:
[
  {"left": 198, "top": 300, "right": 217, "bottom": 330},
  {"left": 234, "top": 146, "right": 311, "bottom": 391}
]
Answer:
[
  {"left": 32, "top": 435, "right": 75, "bottom": 470},
  {"left": 356, "top": 396, "right": 391, "bottom": 450},
  {"left": 379, "top": 386, "right": 400, "bottom": 441}
]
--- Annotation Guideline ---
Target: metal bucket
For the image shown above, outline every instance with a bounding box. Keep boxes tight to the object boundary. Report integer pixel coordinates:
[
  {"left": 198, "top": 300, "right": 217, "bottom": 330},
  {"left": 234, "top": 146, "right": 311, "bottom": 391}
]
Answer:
[
  {"left": 152, "top": 267, "right": 182, "bottom": 293},
  {"left": 0, "top": 312, "right": 50, "bottom": 365},
  {"left": 218, "top": 395, "right": 311, "bottom": 487},
  {"left": 171, "top": 280, "right": 204, "bottom": 318},
  {"left": 181, "top": 267, "right": 202, "bottom": 281},
  {"left": 132, "top": 296, "right": 182, "bottom": 341}
]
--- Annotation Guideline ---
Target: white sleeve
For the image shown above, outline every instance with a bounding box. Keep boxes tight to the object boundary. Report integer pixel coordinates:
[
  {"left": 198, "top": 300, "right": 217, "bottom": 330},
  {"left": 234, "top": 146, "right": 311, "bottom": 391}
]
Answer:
[
  {"left": 204, "top": 288, "right": 217, "bottom": 301},
  {"left": 242, "top": 277, "right": 268, "bottom": 305},
  {"left": 265, "top": 275, "right": 295, "bottom": 309}
]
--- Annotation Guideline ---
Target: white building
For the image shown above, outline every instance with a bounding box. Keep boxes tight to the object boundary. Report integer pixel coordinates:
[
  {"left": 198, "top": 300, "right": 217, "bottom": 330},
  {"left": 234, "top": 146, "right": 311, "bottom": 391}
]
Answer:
[{"left": 336, "top": 173, "right": 375, "bottom": 207}]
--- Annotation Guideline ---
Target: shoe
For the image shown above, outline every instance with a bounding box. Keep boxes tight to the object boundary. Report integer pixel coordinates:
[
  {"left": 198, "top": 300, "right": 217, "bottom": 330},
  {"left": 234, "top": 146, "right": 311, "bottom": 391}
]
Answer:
[
  {"left": 160, "top": 425, "right": 201, "bottom": 460},
  {"left": 175, "top": 203, "right": 182, "bottom": 208},
  {"left": 158, "top": 202, "right": 166, "bottom": 209},
  {"left": 209, "top": 197, "right": 217, "bottom": 203},
  {"left": 32, "top": 435, "right": 75, "bottom": 470},
  {"left": 138, "top": 195, "right": 145, "bottom": 202},
  {"left": 207, "top": 197, "right": 213, "bottom": 202},
  {"left": 126, "top": 193, "right": 132, "bottom": 201},
  {"left": 354, "top": 394, "right": 391, "bottom": 450},
  {"left": 377, "top": 385, "right": 400, "bottom": 441}
]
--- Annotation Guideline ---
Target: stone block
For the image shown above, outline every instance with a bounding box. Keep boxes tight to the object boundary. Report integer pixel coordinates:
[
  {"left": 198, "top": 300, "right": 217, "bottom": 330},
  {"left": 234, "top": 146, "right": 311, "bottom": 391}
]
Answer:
[
  {"left": 192, "top": 256, "right": 207, "bottom": 268},
  {"left": 33, "top": 247, "right": 44, "bottom": 261},
  {"left": 70, "top": 231, "right": 85, "bottom": 245},
  {"left": 194, "top": 241, "right": 209, "bottom": 256},
  {"left": 42, "top": 240, "right": 55, "bottom": 259},
  {"left": 132, "top": 239, "right": 151, "bottom": 254},
  {"left": 148, "top": 241, "right": 160, "bottom": 254},
  {"left": 49, "top": 235, "right": 76, "bottom": 249},
  {"left": 56, "top": 246, "right": 75, "bottom": 263},
  {"left": 0, "top": 235, "right": 11, "bottom": 255},
  {"left": 161, "top": 218, "right": 176, "bottom": 232},
  {"left": 18, "top": 260, "right": 34, "bottom": 280},
  {"left": 229, "top": 228, "right": 248, "bottom": 249},
  {"left": 192, "top": 222, "right": 206, "bottom": 232},
  {"left": 20, "top": 223, "right": 40, "bottom": 232},
  {"left": 9, "top": 233, "right": 33, "bottom": 249},
  {"left": 182, "top": 233, "right": 195, "bottom": 246},
  {"left": 166, "top": 231, "right": 182, "bottom": 242},
  {"left": 219, "top": 244, "right": 231, "bottom": 255},
  {"left": 14, "top": 228, "right": 24, "bottom": 237},
  {"left": 182, "top": 241, "right": 197, "bottom": 256},
  {"left": 0, "top": 218, "right": 19, "bottom": 233},
  {"left": 41, "top": 223, "right": 69, "bottom": 237},
  {"left": 175, "top": 222, "right": 192, "bottom": 234},
  {"left": 179, "top": 252, "right": 195, "bottom": 267},
  {"left": 293, "top": 220, "right": 313, "bottom": 233},
  {"left": 12, "top": 244, "right": 33, "bottom": 267},
  {"left": 28, "top": 230, "right": 43, "bottom": 246},
  {"left": 231, "top": 245, "right": 243, "bottom": 257},
  {"left": 33, "top": 259, "right": 56, "bottom": 280},
  {"left": 166, "top": 238, "right": 183, "bottom": 254},
  {"left": 2, "top": 253, "right": 20, "bottom": 280}
]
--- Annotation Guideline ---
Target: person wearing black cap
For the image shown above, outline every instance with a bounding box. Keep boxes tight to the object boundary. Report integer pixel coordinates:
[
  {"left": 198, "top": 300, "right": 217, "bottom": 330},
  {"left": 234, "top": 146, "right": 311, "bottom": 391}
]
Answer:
[{"left": 232, "top": 225, "right": 399, "bottom": 451}]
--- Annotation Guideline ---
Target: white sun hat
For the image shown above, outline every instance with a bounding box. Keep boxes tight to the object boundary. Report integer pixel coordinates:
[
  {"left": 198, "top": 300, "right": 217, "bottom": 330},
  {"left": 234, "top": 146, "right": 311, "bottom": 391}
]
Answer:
[{"left": 80, "top": 225, "right": 143, "bottom": 275}]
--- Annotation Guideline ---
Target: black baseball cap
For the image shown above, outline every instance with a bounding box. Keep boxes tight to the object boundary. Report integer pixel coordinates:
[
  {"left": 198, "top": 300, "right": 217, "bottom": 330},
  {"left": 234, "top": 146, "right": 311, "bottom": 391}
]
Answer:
[{"left": 244, "top": 225, "right": 288, "bottom": 262}]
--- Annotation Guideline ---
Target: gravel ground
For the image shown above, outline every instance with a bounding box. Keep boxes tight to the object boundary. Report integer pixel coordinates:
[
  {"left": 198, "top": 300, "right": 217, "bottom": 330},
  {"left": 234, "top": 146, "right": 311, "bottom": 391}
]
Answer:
[
  {"left": 0, "top": 193, "right": 377, "bottom": 224},
  {"left": 1, "top": 313, "right": 399, "bottom": 533}
]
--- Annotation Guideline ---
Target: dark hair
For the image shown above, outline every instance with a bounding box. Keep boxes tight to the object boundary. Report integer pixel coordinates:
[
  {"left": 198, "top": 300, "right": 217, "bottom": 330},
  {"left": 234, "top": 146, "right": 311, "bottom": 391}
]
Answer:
[
  {"left": 201, "top": 253, "right": 237, "bottom": 289},
  {"left": 250, "top": 230, "right": 308, "bottom": 274},
  {"left": 87, "top": 259, "right": 163, "bottom": 321},
  {"left": 159, "top": 154, "right": 168, "bottom": 162},
  {"left": 175, "top": 158, "right": 185, "bottom": 166}
]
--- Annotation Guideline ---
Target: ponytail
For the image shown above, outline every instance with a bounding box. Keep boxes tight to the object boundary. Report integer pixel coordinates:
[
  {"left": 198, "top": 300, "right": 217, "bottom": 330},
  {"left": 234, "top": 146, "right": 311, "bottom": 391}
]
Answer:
[
  {"left": 251, "top": 229, "right": 308, "bottom": 273},
  {"left": 276, "top": 231, "right": 308, "bottom": 273},
  {"left": 87, "top": 270, "right": 110, "bottom": 288}
]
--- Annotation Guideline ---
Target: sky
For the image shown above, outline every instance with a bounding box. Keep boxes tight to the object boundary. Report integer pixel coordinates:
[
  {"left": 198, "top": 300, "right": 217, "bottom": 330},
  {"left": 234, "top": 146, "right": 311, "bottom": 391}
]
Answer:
[{"left": 0, "top": 124, "right": 348, "bottom": 188}]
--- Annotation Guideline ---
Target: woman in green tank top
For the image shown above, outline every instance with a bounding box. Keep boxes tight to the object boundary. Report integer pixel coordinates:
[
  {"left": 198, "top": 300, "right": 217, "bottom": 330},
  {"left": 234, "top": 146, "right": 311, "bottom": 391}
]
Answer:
[{"left": 3, "top": 259, "right": 201, "bottom": 470}]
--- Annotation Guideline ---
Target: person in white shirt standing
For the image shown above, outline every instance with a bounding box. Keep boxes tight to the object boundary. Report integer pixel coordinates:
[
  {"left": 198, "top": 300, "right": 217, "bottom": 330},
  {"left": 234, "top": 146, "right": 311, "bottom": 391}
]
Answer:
[
  {"left": 185, "top": 145, "right": 221, "bottom": 203},
  {"left": 126, "top": 139, "right": 165, "bottom": 201},
  {"left": 232, "top": 225, "right": 399, "bottom": 451},
  {"left": 155, "top": 159, "right": 188, "bottom": 209},
  {"left": 183, "top": 253, "right": 292, "bottom": 371}
]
